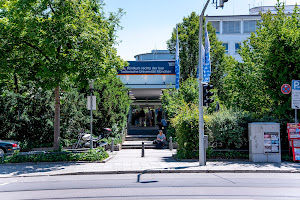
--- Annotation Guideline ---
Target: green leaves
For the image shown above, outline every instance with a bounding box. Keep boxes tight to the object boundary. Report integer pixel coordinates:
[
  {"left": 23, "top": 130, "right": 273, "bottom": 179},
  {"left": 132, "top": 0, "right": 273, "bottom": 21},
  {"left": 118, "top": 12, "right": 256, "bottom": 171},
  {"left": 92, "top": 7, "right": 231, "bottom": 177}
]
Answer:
[
  {"left": 235, "top": 2, "right": 300, "bottom": 118},
  {"left": 167, "top": 12, "right": 229, "bottom": 99},
  {"left": 0, "top": 0, "right": 126, "bottom": 89}
]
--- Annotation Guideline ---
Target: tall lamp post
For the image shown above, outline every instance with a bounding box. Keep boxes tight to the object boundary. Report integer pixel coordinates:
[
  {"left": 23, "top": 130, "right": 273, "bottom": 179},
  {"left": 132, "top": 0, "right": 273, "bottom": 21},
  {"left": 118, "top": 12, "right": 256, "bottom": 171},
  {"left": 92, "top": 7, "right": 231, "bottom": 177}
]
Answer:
[
  {"left": 198, "top": 0, "right": 211, "bottom": 166},
  {"left": 89, "top": 79, "right": 94, "bottom": 149},
  {"left": 198, "top": 0, "right": 229, "bottom": 166}
]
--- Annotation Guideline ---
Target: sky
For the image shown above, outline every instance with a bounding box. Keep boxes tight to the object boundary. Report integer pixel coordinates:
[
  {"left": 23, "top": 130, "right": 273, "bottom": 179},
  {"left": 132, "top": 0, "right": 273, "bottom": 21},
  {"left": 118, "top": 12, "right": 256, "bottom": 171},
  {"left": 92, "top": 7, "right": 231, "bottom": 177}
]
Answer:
[{"left": 104, "top": 0, "right": 300, "bottom": 61}]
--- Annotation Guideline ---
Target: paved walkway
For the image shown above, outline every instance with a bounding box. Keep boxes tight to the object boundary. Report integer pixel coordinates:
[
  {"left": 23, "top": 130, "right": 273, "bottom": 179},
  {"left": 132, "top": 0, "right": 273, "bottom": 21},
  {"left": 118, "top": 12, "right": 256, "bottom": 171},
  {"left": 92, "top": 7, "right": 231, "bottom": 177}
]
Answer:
[{"left": 1, "top": 149, "right": 300, "bottom": 178}]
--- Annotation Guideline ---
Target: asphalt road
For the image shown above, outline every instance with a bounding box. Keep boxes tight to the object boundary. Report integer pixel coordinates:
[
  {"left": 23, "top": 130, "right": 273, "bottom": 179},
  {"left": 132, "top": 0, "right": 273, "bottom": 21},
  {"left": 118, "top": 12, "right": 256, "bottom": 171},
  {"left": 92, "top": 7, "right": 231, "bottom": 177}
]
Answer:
[{"left": 0, "top": 173, "right": 299, "bottom": 200}]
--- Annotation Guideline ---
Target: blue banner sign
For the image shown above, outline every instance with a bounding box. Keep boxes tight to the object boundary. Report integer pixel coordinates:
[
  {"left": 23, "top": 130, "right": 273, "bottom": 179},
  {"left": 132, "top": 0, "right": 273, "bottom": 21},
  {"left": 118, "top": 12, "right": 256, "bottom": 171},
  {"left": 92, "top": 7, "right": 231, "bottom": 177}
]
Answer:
[{"left": 118, "top": 61, "right": 175, "bottom": 75}]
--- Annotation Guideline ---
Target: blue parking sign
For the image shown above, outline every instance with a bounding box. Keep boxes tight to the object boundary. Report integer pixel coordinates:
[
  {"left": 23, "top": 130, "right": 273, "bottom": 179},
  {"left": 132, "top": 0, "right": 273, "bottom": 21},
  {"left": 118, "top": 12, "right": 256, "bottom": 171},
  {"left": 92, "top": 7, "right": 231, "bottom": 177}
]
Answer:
[
  {"left": 292, "top": 80, "right": 300, "bottom": 109},
  {"left": 292, "top": 80, "right": 300, "bottom": 90}
]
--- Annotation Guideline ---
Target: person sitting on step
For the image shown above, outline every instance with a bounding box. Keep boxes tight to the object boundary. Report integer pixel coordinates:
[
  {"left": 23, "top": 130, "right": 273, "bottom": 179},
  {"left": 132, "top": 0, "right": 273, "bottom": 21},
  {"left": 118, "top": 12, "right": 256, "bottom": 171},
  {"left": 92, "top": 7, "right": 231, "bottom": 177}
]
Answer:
[{"left": 156, "top": 130, "right": 166, "bottom": 149}]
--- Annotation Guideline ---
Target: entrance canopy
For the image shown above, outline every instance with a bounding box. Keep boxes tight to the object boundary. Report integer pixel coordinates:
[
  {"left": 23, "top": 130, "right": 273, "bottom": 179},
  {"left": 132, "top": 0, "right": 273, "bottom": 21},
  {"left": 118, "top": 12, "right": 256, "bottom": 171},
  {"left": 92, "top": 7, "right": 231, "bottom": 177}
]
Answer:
[{"left": 118, "top": 60, "right": 176, "bottom": 105}]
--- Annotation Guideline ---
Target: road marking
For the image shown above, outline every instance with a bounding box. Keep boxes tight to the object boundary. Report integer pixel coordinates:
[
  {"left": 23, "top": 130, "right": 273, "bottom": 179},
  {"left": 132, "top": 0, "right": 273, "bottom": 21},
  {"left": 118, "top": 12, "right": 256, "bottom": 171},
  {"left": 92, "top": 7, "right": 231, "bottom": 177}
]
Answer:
[{"left": 0, "top": 180, "right": 18, "bottom": 186}]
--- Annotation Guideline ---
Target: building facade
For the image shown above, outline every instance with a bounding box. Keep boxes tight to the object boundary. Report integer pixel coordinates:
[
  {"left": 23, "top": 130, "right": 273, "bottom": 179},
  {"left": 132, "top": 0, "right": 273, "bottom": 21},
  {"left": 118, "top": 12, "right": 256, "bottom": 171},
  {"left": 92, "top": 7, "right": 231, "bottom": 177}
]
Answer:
[{"left": 118, "top": 50, "right": 175, "bottom": 106}]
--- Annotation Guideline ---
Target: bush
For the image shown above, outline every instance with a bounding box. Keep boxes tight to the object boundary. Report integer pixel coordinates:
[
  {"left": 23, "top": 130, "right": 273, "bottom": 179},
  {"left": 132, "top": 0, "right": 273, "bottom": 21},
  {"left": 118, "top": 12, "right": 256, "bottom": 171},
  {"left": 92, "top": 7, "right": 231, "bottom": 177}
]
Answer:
[
  {"left": 93, "top": 76, "right": 131, "bottom": 136},
  {"left": 206, "top": 108, "right": 251, "bottom": 149},
  {"left": 1, "top": 148, "right": 109, "bottom": 163},
  {"left": 171, "top": 104, "right": 200, "bottom": 159},
  {"left": 0, "top": 76, "right": 130, "bottom": 150}
]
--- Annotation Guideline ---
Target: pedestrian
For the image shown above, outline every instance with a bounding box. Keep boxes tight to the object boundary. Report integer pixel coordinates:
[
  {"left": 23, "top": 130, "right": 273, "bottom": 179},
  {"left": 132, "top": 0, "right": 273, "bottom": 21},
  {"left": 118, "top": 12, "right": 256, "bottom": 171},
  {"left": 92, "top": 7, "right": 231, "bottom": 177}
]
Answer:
[
  {"left": 157, "top": 111, "right": 162, "bottom": 129},
  {"left": 140, "top": 108, "right": 145, "bottom": 127},
  {"left": 156, "top": 130, "right": 166, "bottom": 149},
  {"left": 161, "top": 118, "right": 168, "bottom": 134},
  {"left": 135, "top": 110, "right": 140, "bottom": 126}
]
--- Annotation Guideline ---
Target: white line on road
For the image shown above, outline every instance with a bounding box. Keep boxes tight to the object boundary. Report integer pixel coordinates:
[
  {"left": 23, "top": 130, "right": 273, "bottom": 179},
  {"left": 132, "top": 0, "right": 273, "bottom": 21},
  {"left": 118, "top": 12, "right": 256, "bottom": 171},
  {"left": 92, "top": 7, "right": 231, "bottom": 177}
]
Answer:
[{"left": 0, "top": 180, "right": 18, "bottom": 186}]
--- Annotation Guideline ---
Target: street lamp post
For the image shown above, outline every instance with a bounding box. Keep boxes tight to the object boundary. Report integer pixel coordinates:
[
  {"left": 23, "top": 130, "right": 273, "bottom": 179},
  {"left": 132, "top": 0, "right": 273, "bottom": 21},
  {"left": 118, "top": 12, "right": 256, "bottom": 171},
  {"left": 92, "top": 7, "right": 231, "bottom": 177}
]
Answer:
[
  {"left": 198, "top": 0, "right": 211, "bottom": 166},
  {"left": 89, "top": 79, "right": 94, "bottom": 149},
  {"left": 199, "top": 0, "right": 229, "bottom": 166}
]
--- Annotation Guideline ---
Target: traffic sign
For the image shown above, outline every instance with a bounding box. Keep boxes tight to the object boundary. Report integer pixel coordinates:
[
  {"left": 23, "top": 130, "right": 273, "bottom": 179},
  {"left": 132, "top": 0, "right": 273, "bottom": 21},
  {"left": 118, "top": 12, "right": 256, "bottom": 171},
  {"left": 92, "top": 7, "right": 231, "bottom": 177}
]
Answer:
[
  {"left": 281, "top": 84, "right": 291, "bottom": 94},
  {"left": 292, "top": 80, "right": 300, "bottom": 109}
]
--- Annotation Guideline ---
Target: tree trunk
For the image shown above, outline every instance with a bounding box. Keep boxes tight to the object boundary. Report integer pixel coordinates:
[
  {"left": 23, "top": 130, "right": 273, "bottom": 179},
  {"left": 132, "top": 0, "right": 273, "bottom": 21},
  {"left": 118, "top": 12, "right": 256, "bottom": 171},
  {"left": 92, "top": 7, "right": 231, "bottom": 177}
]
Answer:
[
  {"left": 13, "top": 74, "right": 20, "bottom": 120},
  {"left": 54, "top": 85, "right": 60, "bottom": 151}
]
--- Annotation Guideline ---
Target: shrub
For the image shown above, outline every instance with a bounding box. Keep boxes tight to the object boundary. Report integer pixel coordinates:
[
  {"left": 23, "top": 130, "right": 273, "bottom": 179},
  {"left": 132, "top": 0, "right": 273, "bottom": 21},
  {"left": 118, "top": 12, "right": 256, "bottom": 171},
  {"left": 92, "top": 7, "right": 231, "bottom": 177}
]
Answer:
[
  {"left": 171, "top": 104, "right": 200, "bottom": 159},
  {"left": 93, "top": 76, "right": 131, "bottom": 136},
  {"left": 206, "top": 108, "right": 251, "bottom": 149},
  {"left": 1, "top": 148, "right": 109, "bottom": 163}
]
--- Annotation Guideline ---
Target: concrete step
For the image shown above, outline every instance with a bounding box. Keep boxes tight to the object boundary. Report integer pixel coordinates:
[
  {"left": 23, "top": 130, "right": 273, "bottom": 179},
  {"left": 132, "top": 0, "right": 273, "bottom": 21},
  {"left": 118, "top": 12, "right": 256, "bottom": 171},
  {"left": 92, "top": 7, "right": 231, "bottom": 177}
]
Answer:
[
  {"left": 122, "top": 141, "right": 154, "bottom": 146},
  {"left": 125, "top": 135, "right": 156, "bottom": 141},
  {"left": 121, "top": 145, "right": 158, "bottom": 149},
  {"left": 122, "top": 141, "right": 168, "bottom": 149}
]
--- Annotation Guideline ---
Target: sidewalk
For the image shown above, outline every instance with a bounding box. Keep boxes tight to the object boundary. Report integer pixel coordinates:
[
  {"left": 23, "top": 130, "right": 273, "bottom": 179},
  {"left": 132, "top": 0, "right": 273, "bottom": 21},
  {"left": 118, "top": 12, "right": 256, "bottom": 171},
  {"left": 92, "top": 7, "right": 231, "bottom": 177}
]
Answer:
[{"left": 1, "top": 149, "right": 300, "bottom": 178}]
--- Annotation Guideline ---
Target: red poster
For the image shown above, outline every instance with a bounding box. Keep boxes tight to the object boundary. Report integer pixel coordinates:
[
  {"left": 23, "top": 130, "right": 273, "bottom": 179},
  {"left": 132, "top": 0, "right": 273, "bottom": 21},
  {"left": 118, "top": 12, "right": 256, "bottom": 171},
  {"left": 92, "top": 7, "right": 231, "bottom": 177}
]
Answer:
[
  {"left": 287, "top": 123, "right": 300, "bottom": 140},
  {"left": 293, "top": 147, "right": 300, "bottom": 161}
]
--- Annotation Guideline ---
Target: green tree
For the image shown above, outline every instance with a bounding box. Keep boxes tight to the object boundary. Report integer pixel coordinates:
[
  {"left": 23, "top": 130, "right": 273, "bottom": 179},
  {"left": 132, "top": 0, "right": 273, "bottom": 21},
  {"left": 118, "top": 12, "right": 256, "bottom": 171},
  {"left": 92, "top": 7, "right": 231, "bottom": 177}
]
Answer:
[
  {"left": 93, "top": 76, "right": 131, "bottom": 136},
  {"left": 167, "top": 12, "right": 228, "bottom": 97},
  {"left": 222, "top": 57, "right": 272, "bottom": 115},
  {"left": 0, "top": 0, "right": 126, "bottom": 150},
  {"left": 231, "top": 2, "right": 300, "bottom": 118}
]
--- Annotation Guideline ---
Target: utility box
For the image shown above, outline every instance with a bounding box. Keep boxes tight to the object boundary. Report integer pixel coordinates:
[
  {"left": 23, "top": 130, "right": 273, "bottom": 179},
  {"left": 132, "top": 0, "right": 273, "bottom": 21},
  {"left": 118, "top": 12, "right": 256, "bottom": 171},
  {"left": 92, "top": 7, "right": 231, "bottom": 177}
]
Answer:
[{"left": 248, "top": 123, "right": 281, "bottom": 163}]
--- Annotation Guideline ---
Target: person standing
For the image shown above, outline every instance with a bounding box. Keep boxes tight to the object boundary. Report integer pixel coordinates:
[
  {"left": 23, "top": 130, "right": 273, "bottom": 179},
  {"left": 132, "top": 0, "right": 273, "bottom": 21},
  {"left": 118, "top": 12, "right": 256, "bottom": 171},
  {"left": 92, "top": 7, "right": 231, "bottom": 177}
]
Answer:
[
  {"left": 140, "top": 108, "right": 145, "bottom": 127},
  {"left": 148, "top": 108, "right": 152, "bottom": 127},
  {"left": 157, "top": 111, "right": 162, "bottom": 129},
  {"left": 134, "top": 110, "right": 140, "bottom": 127},
  {"left": 161, "top": 118, "right": 168, "bottom": 135}
]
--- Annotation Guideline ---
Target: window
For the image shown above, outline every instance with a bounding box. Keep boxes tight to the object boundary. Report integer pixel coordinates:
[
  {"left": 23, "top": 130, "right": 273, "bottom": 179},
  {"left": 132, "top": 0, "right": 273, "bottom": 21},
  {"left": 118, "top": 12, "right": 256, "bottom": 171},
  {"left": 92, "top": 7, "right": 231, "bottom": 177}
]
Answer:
[
  {"left": 244, "top": 20, "right": 257, "bottom": 33},
  {"left": 223, "top": 21, "right": 241, "bottom": 34},
  {"left": 223, "top": 43, "right": 229, "bottom": 54},
  {"left": 209, "top": 21, "right": 220, "bottom": 33},
  {"left": 235, "top": 43, "right": 241, "bottom": 53}
]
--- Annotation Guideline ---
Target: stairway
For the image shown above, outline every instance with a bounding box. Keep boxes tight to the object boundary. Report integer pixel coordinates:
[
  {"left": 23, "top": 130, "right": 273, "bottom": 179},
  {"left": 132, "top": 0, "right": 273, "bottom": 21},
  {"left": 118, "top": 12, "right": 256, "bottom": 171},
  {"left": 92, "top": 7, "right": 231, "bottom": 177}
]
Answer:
[{"left": 122, "top": 127, "right": 159, "bottom": 149}]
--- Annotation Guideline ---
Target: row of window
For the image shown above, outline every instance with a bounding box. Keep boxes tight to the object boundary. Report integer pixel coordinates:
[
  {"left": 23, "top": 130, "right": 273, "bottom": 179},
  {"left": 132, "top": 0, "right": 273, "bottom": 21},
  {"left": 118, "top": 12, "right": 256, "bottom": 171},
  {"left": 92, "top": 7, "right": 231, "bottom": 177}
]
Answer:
[
  {"left": 210, "top": 20, "right": 258, "bottom": 34},
  {"left": 222, "top": 43, "right": 241, "bottom": 54}
]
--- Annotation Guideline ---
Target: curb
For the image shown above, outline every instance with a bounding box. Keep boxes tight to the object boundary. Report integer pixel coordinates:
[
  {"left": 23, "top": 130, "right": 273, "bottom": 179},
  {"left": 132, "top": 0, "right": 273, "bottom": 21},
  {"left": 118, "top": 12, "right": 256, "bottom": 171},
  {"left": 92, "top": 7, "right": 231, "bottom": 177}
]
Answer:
[{"left": 4, "top": 169, "right": 300, "bottom": 178}]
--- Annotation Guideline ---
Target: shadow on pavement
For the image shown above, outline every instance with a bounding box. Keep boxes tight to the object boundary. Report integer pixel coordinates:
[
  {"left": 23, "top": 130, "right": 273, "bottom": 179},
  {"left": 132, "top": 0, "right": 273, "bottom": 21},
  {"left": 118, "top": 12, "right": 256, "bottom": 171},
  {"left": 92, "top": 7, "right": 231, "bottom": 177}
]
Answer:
[{"left": 0, "top": 162, "right": 81, "bottom": 176}]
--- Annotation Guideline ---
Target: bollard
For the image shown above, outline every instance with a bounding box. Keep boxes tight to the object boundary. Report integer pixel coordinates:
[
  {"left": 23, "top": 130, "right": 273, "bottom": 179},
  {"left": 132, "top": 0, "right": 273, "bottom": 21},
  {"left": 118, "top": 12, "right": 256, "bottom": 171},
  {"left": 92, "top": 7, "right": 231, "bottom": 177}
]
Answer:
[
  {"left": 141, "top": 142, "right": 145, "bottom": 157},
  {"left": 204, "top": 135, "right": 208, "bottom": 165},
  {"left": 169, "top": 137, "right": 173, "bottom": 151},
  {"left": 111, "top": 138, "right": 114, "bottom": 152},
  {"left": 137, "top": 174, "right": 141, "bottom": 182}
]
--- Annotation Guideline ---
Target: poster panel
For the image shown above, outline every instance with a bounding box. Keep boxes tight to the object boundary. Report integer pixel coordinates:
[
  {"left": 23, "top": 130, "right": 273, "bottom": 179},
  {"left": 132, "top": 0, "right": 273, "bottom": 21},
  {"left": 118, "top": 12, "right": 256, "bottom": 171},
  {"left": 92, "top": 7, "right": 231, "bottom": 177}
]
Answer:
[
  {"left": 264, "top": 132, "right": 280, "bottom": 153},
  {"left": 293, "top": 147, "right": 300, "bottom": 161},
  {"left": 287, "top": 123, "right": 300, "bottom": 139}
]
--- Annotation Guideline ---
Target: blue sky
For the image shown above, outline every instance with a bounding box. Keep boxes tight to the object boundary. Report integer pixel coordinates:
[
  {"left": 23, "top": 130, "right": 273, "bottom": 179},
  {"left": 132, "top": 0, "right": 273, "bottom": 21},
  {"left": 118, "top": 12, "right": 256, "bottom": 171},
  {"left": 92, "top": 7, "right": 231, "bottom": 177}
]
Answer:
[{"left": 104, "top": 0, "right": 299, "bottom": 61}]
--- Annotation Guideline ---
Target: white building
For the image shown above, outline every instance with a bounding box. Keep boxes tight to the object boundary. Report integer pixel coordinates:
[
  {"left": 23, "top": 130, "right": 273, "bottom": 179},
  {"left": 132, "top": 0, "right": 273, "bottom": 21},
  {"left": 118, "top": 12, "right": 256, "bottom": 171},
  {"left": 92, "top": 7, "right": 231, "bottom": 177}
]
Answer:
[
  {"left": 206, "top": 5, "right": 296, "bottom": 62},
  {"left": 118, "top": 50, "right": 175, "bottom": 107},
  {"left": 134, "top": 50, "right": 174, "bottom": 61},
  {"left": 118, "top": 50, "right": 175, "bottom": 125}
]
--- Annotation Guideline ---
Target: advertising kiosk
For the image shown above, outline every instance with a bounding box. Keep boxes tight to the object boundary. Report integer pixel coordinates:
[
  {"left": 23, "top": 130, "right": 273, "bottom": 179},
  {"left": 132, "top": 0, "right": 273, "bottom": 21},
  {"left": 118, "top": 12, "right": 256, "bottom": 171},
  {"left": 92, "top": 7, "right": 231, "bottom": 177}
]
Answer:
[
  {"left": 287, "top": 123, "right": 300, "bottom": 161},
  {"left": 249, "top": 123, "right": 281, "bottom": 163}
]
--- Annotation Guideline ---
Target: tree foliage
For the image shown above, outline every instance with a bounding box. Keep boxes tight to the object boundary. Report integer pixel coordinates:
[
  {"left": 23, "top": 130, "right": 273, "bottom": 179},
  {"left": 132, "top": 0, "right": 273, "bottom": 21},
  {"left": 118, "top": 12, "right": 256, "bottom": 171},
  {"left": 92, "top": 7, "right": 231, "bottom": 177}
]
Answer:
[
  {"left": 0, "top": 0, "right": 125, "bottom": 87},
  {"left": 93, "top": 76, "right": 131, "bottom": 136},
  {"left": 0, "top": 0, "right": 126, "bottom": 149},
  {"left": 0, "top": 83, "right": 90, "bottom": 149},
  {"left": 167, "top": 12, "right": 229, "bottom": 97},
  {"left": 224, "top": 2, "right": 300, "bottom": 118}
]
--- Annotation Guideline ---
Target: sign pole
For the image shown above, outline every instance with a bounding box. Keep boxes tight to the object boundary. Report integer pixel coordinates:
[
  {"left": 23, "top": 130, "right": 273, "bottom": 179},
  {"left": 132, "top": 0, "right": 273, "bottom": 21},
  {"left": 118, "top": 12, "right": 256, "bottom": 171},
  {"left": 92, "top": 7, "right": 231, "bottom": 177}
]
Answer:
[
  {"left": 292, "top": 80, "right": 300, "bottom": 123},
  {"left": 198, "top": 0, "right": 211, "bottom": 166}
]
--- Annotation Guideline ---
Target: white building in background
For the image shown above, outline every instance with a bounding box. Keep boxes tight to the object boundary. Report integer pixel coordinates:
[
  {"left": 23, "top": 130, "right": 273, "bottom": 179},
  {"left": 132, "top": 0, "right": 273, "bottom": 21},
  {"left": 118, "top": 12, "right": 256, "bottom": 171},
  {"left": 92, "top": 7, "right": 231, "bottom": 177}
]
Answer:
[
  {"left": 134, "top": 50, "right": 174, "bottom": 61},
  {"left": 206, "top": 5, "right": 297, "bottom": 62}
]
